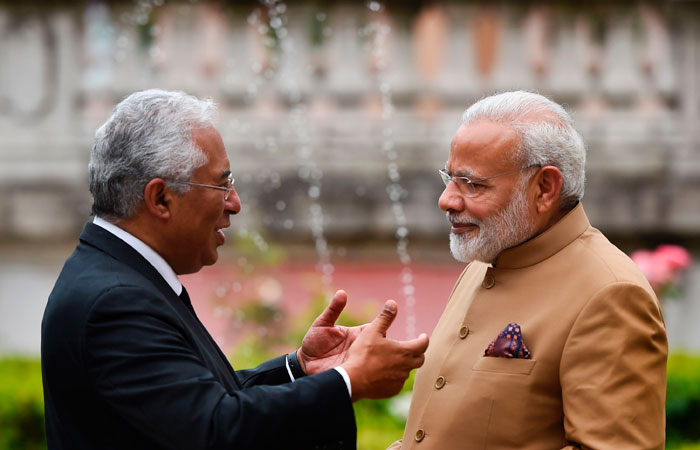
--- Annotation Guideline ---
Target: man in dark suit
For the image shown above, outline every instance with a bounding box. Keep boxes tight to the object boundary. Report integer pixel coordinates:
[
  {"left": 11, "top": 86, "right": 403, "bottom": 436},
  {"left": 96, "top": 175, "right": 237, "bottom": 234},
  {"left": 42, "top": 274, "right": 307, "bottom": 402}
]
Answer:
[{"left": 41, "top": 89, "right": 429, "bottom": 449}]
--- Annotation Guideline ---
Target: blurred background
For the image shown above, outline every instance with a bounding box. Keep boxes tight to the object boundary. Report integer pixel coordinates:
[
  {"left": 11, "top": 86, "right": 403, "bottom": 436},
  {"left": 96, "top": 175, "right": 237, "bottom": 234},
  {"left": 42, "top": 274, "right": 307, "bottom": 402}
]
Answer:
[{"left": 0, "top": 0, "right": 699, "bottom": 448}]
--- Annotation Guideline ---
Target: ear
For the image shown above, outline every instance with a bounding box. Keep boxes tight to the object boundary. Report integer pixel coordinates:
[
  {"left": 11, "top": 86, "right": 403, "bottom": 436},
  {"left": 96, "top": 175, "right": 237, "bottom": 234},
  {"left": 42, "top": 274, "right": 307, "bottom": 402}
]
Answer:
[
  {"left": 143, "top": 178, "right": 173, "bottom": 220},
  {"left": 533, "top": 166, "right": 563, "bottom": 214}
]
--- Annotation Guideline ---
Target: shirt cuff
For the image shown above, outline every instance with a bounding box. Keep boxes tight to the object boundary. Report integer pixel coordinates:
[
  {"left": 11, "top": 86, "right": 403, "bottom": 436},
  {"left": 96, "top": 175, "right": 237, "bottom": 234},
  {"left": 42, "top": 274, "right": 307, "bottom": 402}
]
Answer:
[
  {"left": 333, "top": 366, "right": 352, "bottom": 399},
  {"left": 285, "top": 354, "right": 351, "bottom": 399}
]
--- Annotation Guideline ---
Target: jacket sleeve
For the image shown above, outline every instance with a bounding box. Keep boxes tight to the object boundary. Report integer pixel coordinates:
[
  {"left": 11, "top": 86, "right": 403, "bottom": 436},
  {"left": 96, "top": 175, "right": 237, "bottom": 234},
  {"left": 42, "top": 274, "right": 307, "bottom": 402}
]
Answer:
[
  {"left": 235, "top": 355, "right": 293, "bottom": 387},
  {"left": 559, "top": 282, "right": 667, "bottom": 449},
  {"left": 84, "top": 285, "right": 356, "bottom": 450}
]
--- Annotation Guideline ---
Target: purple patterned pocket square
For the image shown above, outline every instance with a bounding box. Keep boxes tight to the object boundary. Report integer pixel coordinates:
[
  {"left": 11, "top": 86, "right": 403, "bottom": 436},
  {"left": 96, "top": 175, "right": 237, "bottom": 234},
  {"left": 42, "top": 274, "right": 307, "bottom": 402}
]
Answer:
[{"left": 484, "top": 322, "right": 531, "bottom": 359}]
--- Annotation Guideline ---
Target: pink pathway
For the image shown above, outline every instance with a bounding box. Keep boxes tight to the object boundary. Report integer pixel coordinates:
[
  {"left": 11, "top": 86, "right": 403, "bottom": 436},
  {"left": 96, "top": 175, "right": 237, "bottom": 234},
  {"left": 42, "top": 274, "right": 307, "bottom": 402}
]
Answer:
[{"left": 182, "top": 259, "right": 465, "bottom": 354}]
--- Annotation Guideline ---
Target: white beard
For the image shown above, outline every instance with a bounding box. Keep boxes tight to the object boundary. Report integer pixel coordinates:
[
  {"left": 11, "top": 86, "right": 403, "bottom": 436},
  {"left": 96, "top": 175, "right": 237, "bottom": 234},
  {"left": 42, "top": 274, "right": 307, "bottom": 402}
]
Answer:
[{"left": 448, "top": 181, "right": 537, "bottom": 264}]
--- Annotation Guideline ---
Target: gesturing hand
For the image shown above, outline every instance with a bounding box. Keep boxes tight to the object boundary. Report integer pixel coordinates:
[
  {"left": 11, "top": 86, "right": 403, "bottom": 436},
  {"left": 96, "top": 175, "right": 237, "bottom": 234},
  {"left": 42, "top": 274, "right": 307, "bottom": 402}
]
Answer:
[
  {"left": 341, "top": 300, "right": 429, "bottom": 402},
  {"left": 297, "top": 290, "right": 367, "bottom": 375}
]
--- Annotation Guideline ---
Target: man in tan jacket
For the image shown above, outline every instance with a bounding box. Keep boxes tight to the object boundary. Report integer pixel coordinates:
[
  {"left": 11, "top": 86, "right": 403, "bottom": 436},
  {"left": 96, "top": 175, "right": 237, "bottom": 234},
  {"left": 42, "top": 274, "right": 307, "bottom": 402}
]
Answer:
[{"left": 390, "top": 91, "right": 667, "bottom": 449}]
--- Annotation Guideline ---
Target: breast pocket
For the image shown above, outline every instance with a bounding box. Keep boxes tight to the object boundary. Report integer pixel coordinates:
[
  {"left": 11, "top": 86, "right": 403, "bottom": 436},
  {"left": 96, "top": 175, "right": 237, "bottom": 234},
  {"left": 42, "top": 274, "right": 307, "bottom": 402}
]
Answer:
[{"left": 472, "top": 356, "right": 536, "bottom": 375}]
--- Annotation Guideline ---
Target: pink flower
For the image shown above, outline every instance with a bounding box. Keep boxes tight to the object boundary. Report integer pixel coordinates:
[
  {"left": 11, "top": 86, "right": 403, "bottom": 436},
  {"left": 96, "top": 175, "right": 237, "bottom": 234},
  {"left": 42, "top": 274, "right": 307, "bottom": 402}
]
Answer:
[
  {"left": 630, "top": 250, "right": 668, "bottom": 290},
  {"left": 630, "top": 245, "right": 692, "bottom": 298},
  {"left": 654, "top": 245, "right": 691, "bottom": 270}
]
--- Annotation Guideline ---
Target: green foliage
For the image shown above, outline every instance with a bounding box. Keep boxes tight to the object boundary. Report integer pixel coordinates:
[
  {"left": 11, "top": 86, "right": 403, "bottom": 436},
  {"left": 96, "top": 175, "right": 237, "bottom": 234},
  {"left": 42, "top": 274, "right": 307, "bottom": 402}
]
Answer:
[
  {"left": 354, "top": 371, "right": 416, "bottom": 450},
  {"left": 0, "top": 357, "right": 45, "bottom": 450},
  {"left": 5, "top": 338, "right": 700, "bottom": 449},
  {"left": 667, "top": 353, "right": 700, "bottom": 447}
]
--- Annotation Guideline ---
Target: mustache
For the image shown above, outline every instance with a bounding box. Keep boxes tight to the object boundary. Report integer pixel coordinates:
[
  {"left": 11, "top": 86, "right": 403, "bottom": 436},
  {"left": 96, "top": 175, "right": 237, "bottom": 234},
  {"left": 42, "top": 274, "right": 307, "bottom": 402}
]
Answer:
[{"left": 446, "top": 212, "right": 482, "bottom": 227}]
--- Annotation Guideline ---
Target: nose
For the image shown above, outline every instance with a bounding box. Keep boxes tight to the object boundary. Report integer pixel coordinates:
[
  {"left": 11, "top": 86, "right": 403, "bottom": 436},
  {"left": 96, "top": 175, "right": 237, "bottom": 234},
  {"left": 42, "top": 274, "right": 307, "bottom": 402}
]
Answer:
[
  {"left": 225, "top": 188, "right": 242, "bottom": 215},
  {"left": 438, "top": 181, "right": 465, "bottom": 213}
]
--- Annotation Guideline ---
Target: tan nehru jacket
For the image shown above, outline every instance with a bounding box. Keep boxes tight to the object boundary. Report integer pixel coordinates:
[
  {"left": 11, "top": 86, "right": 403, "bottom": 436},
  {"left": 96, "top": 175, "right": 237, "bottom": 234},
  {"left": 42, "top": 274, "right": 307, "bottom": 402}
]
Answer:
[{"left": 389, "top": 204, "right": 667, "bottom": 450}]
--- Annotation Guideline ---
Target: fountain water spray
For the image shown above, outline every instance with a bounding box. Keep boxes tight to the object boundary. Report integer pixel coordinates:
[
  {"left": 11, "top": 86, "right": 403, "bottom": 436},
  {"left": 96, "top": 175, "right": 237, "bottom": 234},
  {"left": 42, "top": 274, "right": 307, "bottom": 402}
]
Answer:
[{"left": 364, "top": 1, "right": 417, "bottom": 339}]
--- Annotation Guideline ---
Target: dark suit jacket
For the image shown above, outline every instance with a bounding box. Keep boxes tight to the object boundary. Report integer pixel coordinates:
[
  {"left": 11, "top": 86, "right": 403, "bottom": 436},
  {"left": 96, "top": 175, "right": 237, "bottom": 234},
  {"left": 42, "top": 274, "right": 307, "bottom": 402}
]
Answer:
[{"left": 42, "top": 222, "right": 356, "bottom": 449}]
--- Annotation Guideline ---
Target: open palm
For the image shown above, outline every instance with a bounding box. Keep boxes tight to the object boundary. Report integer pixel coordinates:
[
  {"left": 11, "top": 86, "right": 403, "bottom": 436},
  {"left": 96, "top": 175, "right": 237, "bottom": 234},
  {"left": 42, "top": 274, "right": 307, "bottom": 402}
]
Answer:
[{"left": 298, "top": 290, "right": 367, "bottom": 375}]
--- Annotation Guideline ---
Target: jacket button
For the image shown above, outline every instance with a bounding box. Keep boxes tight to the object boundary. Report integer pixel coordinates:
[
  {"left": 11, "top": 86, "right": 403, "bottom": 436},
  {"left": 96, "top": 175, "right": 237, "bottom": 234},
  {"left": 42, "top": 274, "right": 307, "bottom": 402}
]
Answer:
[
  {"left": 415, "top": 429, "right": 425, "bottom": 442},
  {"left": 435, "top": 376, "right": 446, "bottom": 389},
  {"left": 459, "top": 326, "right": 469, "bottom": 339},
  {"left": 482, "top": 275, "right": 495, "bottom": 289}
]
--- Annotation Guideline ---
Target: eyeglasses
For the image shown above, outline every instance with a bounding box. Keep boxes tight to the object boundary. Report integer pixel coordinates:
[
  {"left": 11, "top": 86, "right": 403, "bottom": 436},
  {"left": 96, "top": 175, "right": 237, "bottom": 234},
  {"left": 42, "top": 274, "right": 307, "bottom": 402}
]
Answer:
[
  {"left": 438, "top": 165, "right": 539, "bottom": 198},
  {"left": 178, "top": 174, "right": 235, "bottom": 200}
]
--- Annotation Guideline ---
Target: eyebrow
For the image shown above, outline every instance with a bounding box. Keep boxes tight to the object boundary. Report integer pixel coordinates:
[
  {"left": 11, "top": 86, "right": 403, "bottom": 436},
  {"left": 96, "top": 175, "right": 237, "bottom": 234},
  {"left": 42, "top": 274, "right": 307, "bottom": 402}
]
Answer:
[
  {"left": 446, "top": 166, "right": 480, "bottom": 180},
  {"left": 218, "top": 170, "right": 232, "bottom": 181}
]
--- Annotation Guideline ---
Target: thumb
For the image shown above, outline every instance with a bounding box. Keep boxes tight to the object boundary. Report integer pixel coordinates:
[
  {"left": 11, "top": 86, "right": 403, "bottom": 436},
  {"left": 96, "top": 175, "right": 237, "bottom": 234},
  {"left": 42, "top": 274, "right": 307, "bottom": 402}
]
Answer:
[{"left": 369, "top": 300, "right": 398, "bottom": 337}]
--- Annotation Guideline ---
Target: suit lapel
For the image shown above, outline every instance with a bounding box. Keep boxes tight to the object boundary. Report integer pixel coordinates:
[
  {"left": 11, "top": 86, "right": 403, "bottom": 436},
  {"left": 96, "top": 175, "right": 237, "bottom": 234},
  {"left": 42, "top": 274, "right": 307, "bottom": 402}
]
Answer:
[{"left": 78, "top": 221, "right": 241, "bottom": 390}]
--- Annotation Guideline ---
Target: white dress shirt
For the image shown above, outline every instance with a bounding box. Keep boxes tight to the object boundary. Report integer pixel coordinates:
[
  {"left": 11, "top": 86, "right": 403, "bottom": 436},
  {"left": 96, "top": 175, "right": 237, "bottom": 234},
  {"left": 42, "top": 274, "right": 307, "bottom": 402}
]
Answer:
[{"left": 92, "top": 216, "right": 351, "bottom": 397}]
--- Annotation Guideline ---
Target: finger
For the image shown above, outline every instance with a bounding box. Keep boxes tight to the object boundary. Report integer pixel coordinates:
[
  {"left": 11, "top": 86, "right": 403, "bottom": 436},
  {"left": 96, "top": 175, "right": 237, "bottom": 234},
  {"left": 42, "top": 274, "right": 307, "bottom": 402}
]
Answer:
[
  {"left": 399, "top": 333, "right": 430, "bottom": 354},
  {"left": 368, "top": 300, "right": 398, "bottom": 337},
  {"left": 311, "top": 290, "right": 348, "bottom": 327}
]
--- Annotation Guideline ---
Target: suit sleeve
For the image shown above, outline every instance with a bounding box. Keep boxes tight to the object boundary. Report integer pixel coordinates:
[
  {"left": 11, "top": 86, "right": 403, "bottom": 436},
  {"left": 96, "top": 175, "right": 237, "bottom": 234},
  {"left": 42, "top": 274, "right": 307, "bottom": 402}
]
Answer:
[
  {"left": 559, "top": 282, "right": 667, "bottom": 449},
  {"left": 235, "top": 355, "right": 292, "bottom": 387},
  {"left": 84, "top": 286, "right": 356, "bottom": 449}
]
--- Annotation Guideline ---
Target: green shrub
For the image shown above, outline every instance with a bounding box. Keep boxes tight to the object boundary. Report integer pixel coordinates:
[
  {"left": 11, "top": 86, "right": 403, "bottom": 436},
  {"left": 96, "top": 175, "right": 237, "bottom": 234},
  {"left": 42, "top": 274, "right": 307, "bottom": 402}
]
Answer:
[
  {"left": 667, "top": 353, "right": 700, "bottom": 447},
  {"left": 4, "top": 346, "right": 700, "bottom": 449},
  {"left": 0, "top": 357, "right": 45, "bottom": 450}
]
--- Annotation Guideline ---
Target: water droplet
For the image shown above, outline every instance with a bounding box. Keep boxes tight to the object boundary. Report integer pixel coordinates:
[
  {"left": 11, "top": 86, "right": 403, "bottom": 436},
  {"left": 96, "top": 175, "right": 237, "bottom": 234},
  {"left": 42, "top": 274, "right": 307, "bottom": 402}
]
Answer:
[
  {"left": 216, "top": 286, "right": 227, "bottom": 298},
  {"left": 283, "top": 219, "right": 294, "bottom": 229},
  {"left": 247, "top": 11, "right": 260, "bottom": 26},
  {"left": 403, "top": 285, "right": 415, "bottom": 295},
  {"left": 316, "top": 12, "right": 326, "bottom": 21},
  {"left": 396, "top": 226, "right": 409, "bottom": 238},
  {"left": 367, "top": 1, "right": 382, "bottom": 12},
  {"left": 308, "top": 185, "right": 320, "bottom": 199},
  {"left": 275, "top": 3, "right": 287, "bottom": 14},
  {"left": 275, "top": 200, "right": 286, "bottom": 211},
  {"left": 270, "top": 17, "right": 283, "bottom": 29}
]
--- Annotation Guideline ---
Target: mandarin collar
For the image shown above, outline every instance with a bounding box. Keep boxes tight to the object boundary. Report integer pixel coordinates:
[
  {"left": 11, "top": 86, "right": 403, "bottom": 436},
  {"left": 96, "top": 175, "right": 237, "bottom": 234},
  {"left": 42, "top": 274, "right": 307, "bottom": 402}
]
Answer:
[{"left": 493, "top": 203, "right": 590, "bottom": 269}]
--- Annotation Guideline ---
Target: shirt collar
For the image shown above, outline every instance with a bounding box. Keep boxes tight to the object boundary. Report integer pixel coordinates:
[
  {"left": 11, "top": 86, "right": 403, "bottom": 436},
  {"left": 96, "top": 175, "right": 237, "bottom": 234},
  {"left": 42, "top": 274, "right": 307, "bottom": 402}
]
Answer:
[
  {"left": 93, "top": 216, "right": 183, "bottom": 295},
  {"left": 493, "top": 203, "right": 590, "bottom": 269}
]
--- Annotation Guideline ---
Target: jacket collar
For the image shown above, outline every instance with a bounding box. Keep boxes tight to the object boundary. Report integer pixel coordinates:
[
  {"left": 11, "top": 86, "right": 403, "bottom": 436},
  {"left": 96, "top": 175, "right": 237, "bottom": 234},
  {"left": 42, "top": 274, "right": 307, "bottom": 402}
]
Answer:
[
  {"left": 79, "top": 221, "right": 180, "bottom": 302},
  {"left": 493, "top": 203, "right": 590, "bottom": 269}
]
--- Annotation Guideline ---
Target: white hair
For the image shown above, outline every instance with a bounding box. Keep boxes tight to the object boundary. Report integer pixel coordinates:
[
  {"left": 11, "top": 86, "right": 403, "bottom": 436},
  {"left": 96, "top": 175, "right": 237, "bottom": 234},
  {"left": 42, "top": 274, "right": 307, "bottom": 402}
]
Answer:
[
  {"left": 462, "top": 90, "right": 586, "bottom": 209},
  {"left": 89, "top": 89, "right": 216, "bottom": 220}
]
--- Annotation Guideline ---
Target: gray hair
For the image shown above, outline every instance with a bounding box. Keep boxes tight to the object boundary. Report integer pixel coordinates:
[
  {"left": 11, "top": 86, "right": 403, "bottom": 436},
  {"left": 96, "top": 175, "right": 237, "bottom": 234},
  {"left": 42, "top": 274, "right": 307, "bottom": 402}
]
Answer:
[
  {"left": 462, "top": 91, "right": 586, "bottom": 209},
  {"left": 89, "top": 89, "right": 216, "bottom": 220}
]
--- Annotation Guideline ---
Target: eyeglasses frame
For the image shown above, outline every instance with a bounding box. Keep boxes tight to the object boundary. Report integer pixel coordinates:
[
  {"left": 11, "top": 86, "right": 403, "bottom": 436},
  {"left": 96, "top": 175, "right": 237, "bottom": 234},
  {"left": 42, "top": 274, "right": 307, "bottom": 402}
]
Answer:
[
  {"left": 438, "top": 165, "right": 541, "bottom": 198},
  {"left": 172, "top": 174, "right": 235, "bottom": 200}
]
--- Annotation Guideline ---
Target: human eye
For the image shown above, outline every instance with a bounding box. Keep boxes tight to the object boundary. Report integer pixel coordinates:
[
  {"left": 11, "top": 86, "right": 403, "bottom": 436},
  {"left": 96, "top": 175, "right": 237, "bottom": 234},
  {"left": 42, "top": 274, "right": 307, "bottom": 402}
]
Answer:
[{"left": 464, "top": 181, "right": 488, "bottom": 197}]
